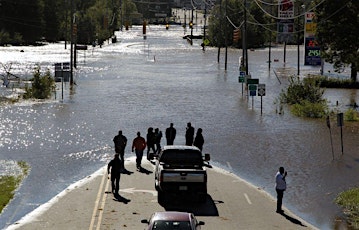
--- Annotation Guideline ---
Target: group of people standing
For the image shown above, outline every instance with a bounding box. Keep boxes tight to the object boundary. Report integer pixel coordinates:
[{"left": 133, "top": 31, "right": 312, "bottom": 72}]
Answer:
[
  {"left": 166, "top": 122, "right": 204, "bottom": 151},
  {"left": 107, "top": 123, "right": 205, "bottom": 197}
]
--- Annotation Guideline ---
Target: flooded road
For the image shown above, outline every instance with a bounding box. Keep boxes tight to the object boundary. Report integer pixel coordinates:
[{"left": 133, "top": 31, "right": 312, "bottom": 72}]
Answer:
[{"left": 1, "top": 25, "right": 359, "bottom": 229}]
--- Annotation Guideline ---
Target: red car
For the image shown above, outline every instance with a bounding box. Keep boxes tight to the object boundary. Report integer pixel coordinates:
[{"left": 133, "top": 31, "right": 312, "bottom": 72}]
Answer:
[{"left": 141, "top": 211, "right": 205, "bottom": 230}]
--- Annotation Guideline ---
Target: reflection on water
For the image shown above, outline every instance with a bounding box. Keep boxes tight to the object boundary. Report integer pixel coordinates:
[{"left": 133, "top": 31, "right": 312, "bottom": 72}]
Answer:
[{"left": 0, "top": 25, "right": 358, "bottom": 230}]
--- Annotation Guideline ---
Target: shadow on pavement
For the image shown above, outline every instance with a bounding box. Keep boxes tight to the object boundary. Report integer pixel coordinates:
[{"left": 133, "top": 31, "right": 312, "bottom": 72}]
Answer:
[
  {"left": 137, "top": 167, "right": 153, "bottom": 175},
  {"left": 280, "top": 211, "right": 308, "bottom": 227},
  {"left": 113, "top": 193, "right": 131, "bottom": 204},
  {"left": 162, "top": 194, "right": 219, "bottom": 217}
]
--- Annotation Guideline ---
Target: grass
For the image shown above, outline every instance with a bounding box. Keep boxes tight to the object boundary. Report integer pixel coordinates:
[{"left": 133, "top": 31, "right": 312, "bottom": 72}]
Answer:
[
  {"left": 0, "top": 161, "right": 30, "bottom": 214},
  {"left": 336, "top": 188, "right": 359, "bottom": 229}
]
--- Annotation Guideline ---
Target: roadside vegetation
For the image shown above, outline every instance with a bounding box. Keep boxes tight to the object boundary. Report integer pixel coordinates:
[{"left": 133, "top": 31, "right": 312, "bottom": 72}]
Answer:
[
  {"left": 278, "top": 75, "right": 359, "bottom": 121},
  {"left": 23, "top": 67, "right": 55, "bottom": 100},
  {"left": 335, "top": 188, "right": 359, "bottom": 229},
  {"left": 278, "top": 76, "right": 328, "bottom": 118},
  {"left": 0, "top": 161, "right": 30, "bottom": 214}
]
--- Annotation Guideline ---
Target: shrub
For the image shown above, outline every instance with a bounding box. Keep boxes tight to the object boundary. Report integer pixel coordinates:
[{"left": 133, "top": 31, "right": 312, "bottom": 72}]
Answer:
[
  {"left": 279, "top": 76, "right": 328, "bottom": 118},
  {"left": 23, "top": 66, "right": 55, "bottom": 99},
  {"left": 335, "top": 188, "right": 359, "bottom": 229},
  {"left": 345, "top": 109, "right": 359, "bottom": 122}
]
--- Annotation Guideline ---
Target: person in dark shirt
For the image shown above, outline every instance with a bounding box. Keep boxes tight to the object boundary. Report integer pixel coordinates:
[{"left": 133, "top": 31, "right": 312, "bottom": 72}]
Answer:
[
  {"left": 154, "top": 128, "right": 162, "bottom": 155},
  {"left": 146, "top": 127, "right": 156, "bottom": 160},
  {"left": 107, "top": 154, "right": 123, "bottom": 197},
  {"left": 165, "top": 123, "right": 176, "bottom": 145},
  {"left": 185, "top": 122, "right": 195, "bottom": 146},
  {"left": 113, "top": 130, "right": 127, "bottom": 170},
  {"left": 193, "top": 128, "right": 204, "bottom": 151}
]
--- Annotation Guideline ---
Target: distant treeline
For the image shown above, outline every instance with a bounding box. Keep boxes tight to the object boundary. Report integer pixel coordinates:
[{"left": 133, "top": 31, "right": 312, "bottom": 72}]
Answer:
[{"left": 0, "top": 0, "right": 138, "bottom": 46}]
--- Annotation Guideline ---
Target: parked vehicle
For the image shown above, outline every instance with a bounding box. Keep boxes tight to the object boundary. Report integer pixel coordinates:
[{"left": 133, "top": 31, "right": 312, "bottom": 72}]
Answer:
[
  {"left": 141, "top": 211, "right": 205, "bottom": 230},
  {"left": 154, "top": 145, "right": 210, "bottom": 204}
]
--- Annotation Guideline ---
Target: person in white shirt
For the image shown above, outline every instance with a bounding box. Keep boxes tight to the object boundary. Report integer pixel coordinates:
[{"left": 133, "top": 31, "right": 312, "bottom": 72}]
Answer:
[{"left": 275, "top": 167, "right": 287, "bottom": 213}]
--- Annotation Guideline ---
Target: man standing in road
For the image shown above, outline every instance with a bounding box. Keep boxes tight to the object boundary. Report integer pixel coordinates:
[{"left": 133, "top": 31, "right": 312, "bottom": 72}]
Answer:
[
  {"left": 113, "top": 130, "right": 127, "bottom": 170},
  {"left": 132, "top": 132, "right": 147, "bottom": 169},
  {"left": 185, "top": 122, "right": 195, "bottom": 146},
  {"left": 107, "top": 154, "right": 122, "bottom": 197},
  {"left": 275, "top": 166, "right": 287, "bottom": 213},
  {"left": 165, "top": 123, "right": 176, "bottom": 145},
  {"left": 193, "top": 128, "right": 204, "bottom": 151}
]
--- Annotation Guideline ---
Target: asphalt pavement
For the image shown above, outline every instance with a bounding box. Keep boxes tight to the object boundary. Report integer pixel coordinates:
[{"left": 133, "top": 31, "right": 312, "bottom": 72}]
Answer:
[{"left": 7, "top": 157, "right": 318, "bottom": 230}]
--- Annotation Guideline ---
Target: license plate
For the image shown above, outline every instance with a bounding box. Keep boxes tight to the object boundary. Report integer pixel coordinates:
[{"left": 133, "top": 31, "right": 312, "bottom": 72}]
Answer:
[{"left": 179, "top": 186, "right": 187, "bottom": 191}]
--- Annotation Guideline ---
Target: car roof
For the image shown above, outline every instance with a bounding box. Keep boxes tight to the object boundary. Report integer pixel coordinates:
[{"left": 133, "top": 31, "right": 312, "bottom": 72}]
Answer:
[
  {"left": 162, "top": 145, "right": 200, "bottom": 151},
  {"left": 151, "top": 211, "right": 192, "bottom": 222}
]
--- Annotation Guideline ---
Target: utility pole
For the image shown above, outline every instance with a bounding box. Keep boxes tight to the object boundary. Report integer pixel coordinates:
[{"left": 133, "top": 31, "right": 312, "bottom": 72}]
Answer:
[
  {"left": 224, "top": 0, "right": 228, "bottom": 70},
  {"left": 243, "top": 0, "right": 248, "bottom": 74},
  {"left": 70, "top": 0, "right": 74, "bottom": 85}
]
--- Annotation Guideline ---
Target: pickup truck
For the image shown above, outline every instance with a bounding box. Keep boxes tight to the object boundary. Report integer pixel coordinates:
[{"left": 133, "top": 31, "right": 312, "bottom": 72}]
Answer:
[{"left": 154, "top": 145, "right": 210, "bottom": 204}]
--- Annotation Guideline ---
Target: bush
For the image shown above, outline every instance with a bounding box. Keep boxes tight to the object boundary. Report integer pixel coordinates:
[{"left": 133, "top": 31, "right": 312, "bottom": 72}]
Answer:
[
  {"left": 335, "top": 188, "right": 359, "bottom": 229},
  {"left": 345, "top": 109, "right": 359, "bottom": 122},
  {"left": 291, "top": 100, "right": 328, "bottom": 118},
  {"left": 23, "top": 67, "right": 55, "bottom": 99},
  {"left": 279, "top": 76, "right": 328, "bottom": 118}
]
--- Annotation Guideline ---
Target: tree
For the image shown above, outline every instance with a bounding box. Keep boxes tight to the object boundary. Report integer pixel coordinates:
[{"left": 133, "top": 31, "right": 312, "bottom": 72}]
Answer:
[
  {"left": 315, "top": 0, "right": 359, "bottom": 81},
  {"left": 23, "top": 67, "right": 55, "bottom": 99}
]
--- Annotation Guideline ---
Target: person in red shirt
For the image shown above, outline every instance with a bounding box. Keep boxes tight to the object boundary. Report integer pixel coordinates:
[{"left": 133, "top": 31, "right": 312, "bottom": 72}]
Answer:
[{"left": 132, "top": 132, "right": 147, "bottom": 169}]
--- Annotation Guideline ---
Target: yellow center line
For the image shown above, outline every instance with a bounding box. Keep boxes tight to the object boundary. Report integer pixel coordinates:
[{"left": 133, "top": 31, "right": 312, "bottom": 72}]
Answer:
[
  {"left": 89, "top": 167, "right": 107, "bottom": 230},
  {"left": 96, "top": 175, "right": 110, "bottom": 230}
]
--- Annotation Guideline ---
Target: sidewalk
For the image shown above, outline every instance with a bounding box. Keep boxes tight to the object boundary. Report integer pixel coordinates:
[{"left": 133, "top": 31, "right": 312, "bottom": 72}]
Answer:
[{"left": 8, "top": 157, "right": 318, "bottom": 230}]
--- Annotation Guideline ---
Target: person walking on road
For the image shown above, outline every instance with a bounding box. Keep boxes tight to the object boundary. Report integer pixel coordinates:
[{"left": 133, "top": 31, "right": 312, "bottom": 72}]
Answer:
[
  {"left": 185, "top": 122, "right": 195, "bottom": 146},
  {"left": 165, "top": 123, "right": 176, "bottom": 145},
  {"left": 107, "top": 154, "right": 123, "bottom": 197},
  {"left": 154, "top": 128, "right": 162, "bottom": 155},
  {"left": 132, "top": 132, "right": 147, "bottom": 169},
  {"left": 275, "top": 166, "right": 287, "bottom": 213},
  {"left": 113, "top": 130, "right": 127, "bottom": 169},
  {"left": 193, "top": 128, "right": 204, "bottom": 151},
  {"left": 146, "top": 127, "right": 156, "bottom": 160}
]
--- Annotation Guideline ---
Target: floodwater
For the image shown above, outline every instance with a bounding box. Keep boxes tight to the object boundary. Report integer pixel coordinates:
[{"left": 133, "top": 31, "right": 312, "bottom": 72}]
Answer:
[{"left": 1, "top": 25, "right": 359, "bottom": 230}]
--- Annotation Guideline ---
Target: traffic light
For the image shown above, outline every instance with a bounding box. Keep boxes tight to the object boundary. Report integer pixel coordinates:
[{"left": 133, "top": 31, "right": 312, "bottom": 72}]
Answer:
[
  {"left": 233, "top": 28, "right": 240, "bottom": 43},
  {"left": 189, "top": 21, "right": 193, "bottom": 29}
]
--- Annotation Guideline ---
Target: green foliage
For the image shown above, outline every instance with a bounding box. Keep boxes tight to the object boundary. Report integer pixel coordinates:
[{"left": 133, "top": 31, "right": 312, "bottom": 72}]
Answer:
[
  {"left": 0, "top": 161, "right": 29, "bottom": 214},
  {"left": 207, "top": 0, "right": 268, "bottom": 48},
  {"left": 0, "top": 0, "right": 138, "bottom": 45},
  {"left": 315, "top": 0, "right": 359, "bottom": 81},
  {"left": 290, "top": 100, "right": 328, "bottom": 118},
  {"left": 0, "top": 176, "right": 19, "bottom": 213},
  {"left": 279, "top": 76, "right": 328, "bottom": 118},
  {"left": 307, "top": 75, "right": 359, "bottom": 89},
  {"left": 345, "top": 109, "right": 359, "bottom": 122},
  {"left": 336, "top": 188, "right": 359, "bottom": 229},
  {"left": 23, "top": 67, "right": 55, "bottom": 99}
]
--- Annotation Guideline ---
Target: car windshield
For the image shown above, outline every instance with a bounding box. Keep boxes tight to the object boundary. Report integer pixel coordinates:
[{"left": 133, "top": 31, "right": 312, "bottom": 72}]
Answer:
[{"left": 152, "top": 220, "right": 192, "bottom": 229}]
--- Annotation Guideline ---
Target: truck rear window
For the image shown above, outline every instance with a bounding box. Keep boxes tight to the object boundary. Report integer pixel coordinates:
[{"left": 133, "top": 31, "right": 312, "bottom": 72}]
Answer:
[{"left": 160, "top": 149, "right": 203, "bottom": 166}]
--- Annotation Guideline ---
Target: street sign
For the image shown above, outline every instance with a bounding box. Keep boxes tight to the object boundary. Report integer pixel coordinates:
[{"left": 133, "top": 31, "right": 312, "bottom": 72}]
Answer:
[
  {"left": 248, "top": 84, "right": 257, "bottom": 91},
  {"left": 238, "top": 76, "right": 245, "bottom": 83},
  {"left": 240, "top": 71, "right": 245, "bottom": 76},
  {"left": 258, "top": 84, "right": 266, "bottom": 96},
  {"left": 250, "top": 90, "right": 256, "bottom": 96},
  {"left": 246, "top": 78, "right": 259, "bottom": 85}
]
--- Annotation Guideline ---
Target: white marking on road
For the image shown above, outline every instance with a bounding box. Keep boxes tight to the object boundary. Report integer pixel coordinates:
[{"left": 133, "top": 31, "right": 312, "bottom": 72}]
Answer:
[
  {"left": 244, "top": 193, "right": 252, "bottom": 205},
  {"left": 121, "top": 187, "right": 157, "bottom": 196}
]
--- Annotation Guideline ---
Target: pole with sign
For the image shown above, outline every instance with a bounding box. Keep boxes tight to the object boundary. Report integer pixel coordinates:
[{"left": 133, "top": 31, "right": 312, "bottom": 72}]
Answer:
[
  {"left": 337, "top": 113, "right": 344, "bottom": 155},
  {"left": 238, "top": 71, "right": 246, "bottom": 96},
  {"left": 258, "top": 84, "right": 266, "bottom": 115}
]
